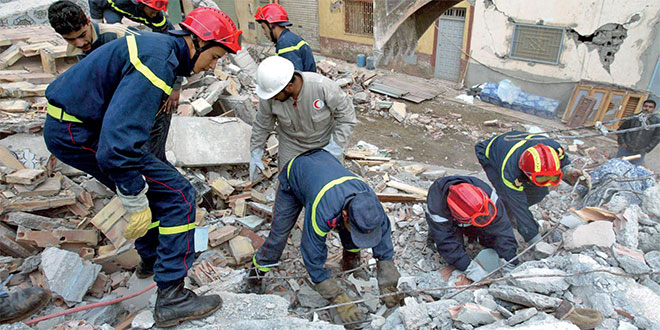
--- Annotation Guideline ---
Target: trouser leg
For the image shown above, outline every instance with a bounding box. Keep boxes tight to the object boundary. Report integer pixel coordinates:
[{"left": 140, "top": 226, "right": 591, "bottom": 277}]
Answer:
[{"left": 145, "top": 110, "right": 172, "bottom": 163}]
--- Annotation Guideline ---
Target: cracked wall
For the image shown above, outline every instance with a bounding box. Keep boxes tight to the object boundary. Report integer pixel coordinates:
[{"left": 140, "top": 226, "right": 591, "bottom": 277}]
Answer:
[{"left": 465, "top": 0, "right": 660, "bottom": 109}]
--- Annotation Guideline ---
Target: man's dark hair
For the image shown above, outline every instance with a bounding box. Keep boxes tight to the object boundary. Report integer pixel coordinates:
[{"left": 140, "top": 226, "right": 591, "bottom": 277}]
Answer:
[
  {"left": 643, "top": 99, "right": 657, "bottom": 108},
  {"left": 48, "top": 1, "right": 88, "bottom": 35}
]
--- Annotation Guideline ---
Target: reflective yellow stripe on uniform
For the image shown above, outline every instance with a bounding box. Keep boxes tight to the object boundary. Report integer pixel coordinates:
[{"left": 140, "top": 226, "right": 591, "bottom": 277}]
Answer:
[
  {"left": 277, "top": 40, "right": 309, "bottom": 55},
  {"left": 485, "top": 135, "right": 498, "bottom": 159},
  {"left": 501, "top": 135, "right": 537, "bottom": 191},
  {"left": 108, "top": 0, "right": 165, "bottom": 27},
  {"left": 286, "top": 155, "right": 299, "bottom": 179},
  {"left": 311, "top": 176, "right": 365, "bottom": 237},
  {"left": 253, "top": 255, "right": 271, "bottom": 272},
  {"left": 126, "top": 35, "right": 172, "bottom": 95},
  {"left": 346, "top": 248, "right": 360, "bottom": 253},
  {"left": 148, "top": 221, "right": 159, "bottom": 230},
  {"left": 159, "top": 223, "right": 195, "bottom": 235},
  {"left": 47, "top": 103, "right": 83, "bottom": 123}
]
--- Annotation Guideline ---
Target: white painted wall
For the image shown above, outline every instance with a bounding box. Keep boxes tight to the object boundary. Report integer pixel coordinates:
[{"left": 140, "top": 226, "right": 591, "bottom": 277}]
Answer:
[{"left": 470, "top": 0, "right": 660, "bottom": 88}]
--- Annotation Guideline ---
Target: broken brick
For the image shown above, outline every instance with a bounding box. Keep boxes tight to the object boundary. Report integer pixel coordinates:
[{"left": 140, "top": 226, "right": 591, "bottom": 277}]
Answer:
[
  {"left": 209, "top": 225, "right": 240, "bottom": 247},
  {"left": 229, "top": 236, "right": 254, "bottom": 264}
]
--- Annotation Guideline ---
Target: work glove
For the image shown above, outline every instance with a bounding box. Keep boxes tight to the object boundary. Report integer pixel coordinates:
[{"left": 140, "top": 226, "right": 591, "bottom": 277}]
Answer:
[
  {"left": 249, "top": 148, "right": 265, "bottom": 181},
  {"left": 315, "top": 278, "right": 364, "bottom": 324},
  {"left": 465, "top": 259, "right": 489, "bottom": 282},
  {"left": 376, "top": 260, "right": 403, "bottom": 308},
  {"left": 322, "top": 136, "right": 343, "bottom": 159},
  {"left": 245, "top": 267, "right": 266, "bottom": 294},
  {"left": 498, "top": 258, "right": 516, "bottom": 274},
  {"left": 117, "top": 184, "right": 152, "bottom": 239}
]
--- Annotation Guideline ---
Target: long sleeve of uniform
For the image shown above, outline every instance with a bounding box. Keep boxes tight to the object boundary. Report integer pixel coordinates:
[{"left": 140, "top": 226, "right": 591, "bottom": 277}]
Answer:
[
  {"left": 322, "top": 79, "right": 356, "bottom": 149},
  {"left": 88, "top": 0, "right": 105, "bottom": 20},
  {"left": 426, "top": 211, "right": 471, "bottom": 271},
  {"left": 97, "top": 47, "right": 175, "bottom": 195},
  {"left": 279, "top": 51, "right": 304, "bottom": 73},
  {"left": 250, "top": 100, "right": 276, "bottom": 151}
]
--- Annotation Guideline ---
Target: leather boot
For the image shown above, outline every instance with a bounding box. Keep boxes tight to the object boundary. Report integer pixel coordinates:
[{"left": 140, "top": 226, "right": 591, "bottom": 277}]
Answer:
[
  {"left": 0, "top": 287, "right": 51, "bottom": 324},
  {"left": 341, "top": 250, "right": 369, "bottom": 280},
  {"left": 135, "top": 257, "right": 155, "bottom": 279},
  {"left": 154, "top": 280, "right": 222, "bottom": 328}
]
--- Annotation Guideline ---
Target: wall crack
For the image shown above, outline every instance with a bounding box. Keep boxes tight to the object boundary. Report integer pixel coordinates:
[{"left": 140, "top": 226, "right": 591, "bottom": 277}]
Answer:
[{"left": 567, "top": 23, "right": 627, "bottom": 73}]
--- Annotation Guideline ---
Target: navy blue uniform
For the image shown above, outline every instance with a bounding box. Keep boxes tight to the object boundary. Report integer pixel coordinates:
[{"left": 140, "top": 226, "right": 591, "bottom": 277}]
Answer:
[
  {"left": 252, "top": 150, "right": 393, "bottom": 283},
  {"left": 276, "top": 29, "right": 316, "bottom": 72},
  {"left": 89, "top": 0, "right": 174, "bottom": 32},
  {"left": 475, "top": 131, "right": 569, "bottom": 241},
  {"left": 426, "top": 176, "right": 517, "bottom": 271},
  {"left": 44, "top": 32, "right": 194, "bottom": 287}
]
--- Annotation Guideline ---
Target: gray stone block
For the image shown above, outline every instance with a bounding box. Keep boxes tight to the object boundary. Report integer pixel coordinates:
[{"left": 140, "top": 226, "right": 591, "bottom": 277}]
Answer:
[
  {"left": 40, "top": 247, "right": 101, "bottom": 304},
  {"left": 508, "top": 268, "right": 569, "bottom": 294}
]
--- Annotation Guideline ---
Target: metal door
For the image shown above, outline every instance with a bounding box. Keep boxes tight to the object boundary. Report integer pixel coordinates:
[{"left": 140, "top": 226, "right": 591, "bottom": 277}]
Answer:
[
  {"left": 279, "top": 0, "right": 320, "bottom": 50},
  {"left": 434, "top": 8, "right": 465, "bottom": 82}
]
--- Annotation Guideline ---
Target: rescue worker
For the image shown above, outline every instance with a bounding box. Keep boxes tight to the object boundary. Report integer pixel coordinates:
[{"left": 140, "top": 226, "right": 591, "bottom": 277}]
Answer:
[
  {"left": 43, "top": 8, "right": 242, "bottom": 327},
  {"left": 249, "top": 56, "right": 355, "bottom": 180},
  {"left": 475, "top": 131, "right": 585, "bottom": 244},
  {"left": 0, "top": 287, "right": 51, "bottom": 324},
  {"left": 254, "top": 3, "right": 316, "bottom": 72},
  {"left": 88, "top": 0, "right": 174, "bottom": 33},
  {"left": 48, "top": 0, "right": 176, "bottom": 163},
  {"left": 616, "top": 99, "right": 660, "bottom": 165},
  {"left": 247, "top": 149, "right": 402, "bottom": 324},
  {"left": 426, "top": 175, "right": 518, "bottom": 282}
]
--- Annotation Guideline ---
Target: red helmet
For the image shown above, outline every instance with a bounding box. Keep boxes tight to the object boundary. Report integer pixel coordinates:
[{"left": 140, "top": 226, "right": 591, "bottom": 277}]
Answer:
[
  {"left": 134, "top": 0, "right": 168, "bottom": 11},
  {"left": 447, "top": 183, "right": 497, "bottom": 227},
  {"left": 181, "top": 7, "right": 243, "bottom": 54},
  {"left": 519, "top": 144, "right": 562, "bottom": 187},
  {"left": 254, "top": 3, "right": 291, "bottom": 26}
]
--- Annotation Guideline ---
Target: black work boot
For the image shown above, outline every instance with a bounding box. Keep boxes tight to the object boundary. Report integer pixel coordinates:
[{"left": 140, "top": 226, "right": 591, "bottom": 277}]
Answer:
[
  {"left": 154, "top": 280, "right": 222, "bottom": 328},
  {"left": 0, "top": 287, "right": 51, "bottom": 324},
  {"left": 341, "top": 250, "right": 369, "bottom": 280},
  {"left": 135, "top": 257, "right": 156, "bottom": 279}
]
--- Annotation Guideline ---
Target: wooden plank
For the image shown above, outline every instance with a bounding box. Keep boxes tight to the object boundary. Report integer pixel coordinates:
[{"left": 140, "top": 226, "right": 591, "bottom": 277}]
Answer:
[
  {"left": 344, "top": 151, "right": 391, "bottom": 161},
  {"left": 0, "top": 42, "right": 26, "bottom": 69},
  {"left": 5, "top": 168, "right": 45, "bottom": 185},
  {"left": 377, "top": 193, "right": 426, "bottom": 203},
  {"left": 4, "top": 191, "right": 76, "bottom": 212},
  {"left": 385, "top": 180, "right": 428, "bottom": 197},
  {"left": 90, "top": 197, "right": 131, "bottom": 249},
  {"left": 0, "top": 146, "right": 25, "bottom": 169}
]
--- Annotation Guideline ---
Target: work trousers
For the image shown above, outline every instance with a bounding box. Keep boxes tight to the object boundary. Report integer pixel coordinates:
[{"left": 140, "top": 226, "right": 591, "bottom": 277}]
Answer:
[{"left": 44, "top": 116, "right": 195, "bottom": 287}]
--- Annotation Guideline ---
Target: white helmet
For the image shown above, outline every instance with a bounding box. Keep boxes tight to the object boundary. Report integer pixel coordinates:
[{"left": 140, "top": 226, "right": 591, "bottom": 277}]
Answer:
[{"left": 255, "top": 56, "right": 295, "bottom": 99}]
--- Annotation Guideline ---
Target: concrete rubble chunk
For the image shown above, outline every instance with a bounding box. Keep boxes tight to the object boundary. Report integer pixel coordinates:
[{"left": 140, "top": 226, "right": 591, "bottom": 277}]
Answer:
[
  {"left": 488, "top": 285, "right": 563, "bottom": 310},
  {"left": 75, "top": 294, "right": 119, "bottom": 326},
  {"left": 218, "top": 95, "right": 256, "bottom": 125},
  {"left": 192, "top": 98, "right": 213, "bottom": 116},
  {"left": 560, "top": 213, "right": 587, "bottom": 229},
  {"left": 571, "top": 287, "right": 614, "bottom": 316},
  {"left": 563, "top": 221, "right": 615, "bottom": 250},
  {"left": 420, "top": 169, "right": 447, "bottom": 181},
  {"left": 617, "top": 321, "right": 637, "bottom": 330},
  {"left": 508, "top": 268, "right": 570, "bottom": 294},
  {"left": 452, "top": 303, "right": 499, "bottom": 326},
  {"left": 507, "top": 307, "right": 537, "bottom": 326},
  {"left": 617, "top": 206, "right": 641, "bottom": 249},
  {"left": 40, "top": 247, "right": 102, "bottom": 303},
  {"left": 534, "top": 241, "right": 557, "bottom": 258},
  {"left": 165, "top": 117, "right": 251, "bottom": 167},
  {"left": 398, "top": 297, "right": 431, "bottom": 329},
  {"left": 642, "top": 185, "right": 660, "bottom": 218},
  {"left": 612, "top": 244, "right": 650, "bottom": 274},
  {"left": 389, "top": 102, "right": 407, "bottom": 122},
  {"left": 297, "top": 284, "right": 328, "bottom": 308},
  {"left": 353, "top": 91, "right": 369, "bottom": 104},
  {"left": 132, "top": 310, "right": 155, "bottom": 329}
]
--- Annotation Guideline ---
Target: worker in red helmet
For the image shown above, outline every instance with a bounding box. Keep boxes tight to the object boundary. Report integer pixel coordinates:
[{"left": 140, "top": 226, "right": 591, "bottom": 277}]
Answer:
[
  {"left": 426, "top": 175, "right": 518, "bottom": 282},
  {"left": 254, "top": 3, "right": 316, "bottom": 72},
  {"left": 475, "top": 131, "right": 586, "bottom": 244},
  {"left": 43, "top": 7, "right": 241, "bottom": 327},
  {"left": 89, "top": 0, "right": 174, "bottom": 32}
]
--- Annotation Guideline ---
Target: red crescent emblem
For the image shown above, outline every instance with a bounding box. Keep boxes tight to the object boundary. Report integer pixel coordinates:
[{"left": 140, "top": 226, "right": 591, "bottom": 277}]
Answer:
[{"left": 313, "top": 99, "right": 324, "bottom": 110}]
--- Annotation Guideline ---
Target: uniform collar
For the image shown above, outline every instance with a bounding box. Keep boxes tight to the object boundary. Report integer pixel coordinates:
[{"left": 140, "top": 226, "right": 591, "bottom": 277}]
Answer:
[
  {"left": 66, "top": 22, "right": 100, "bottom": 56},
  {"left": 173, "top": 36, "right": 193, "bottom": 77}
]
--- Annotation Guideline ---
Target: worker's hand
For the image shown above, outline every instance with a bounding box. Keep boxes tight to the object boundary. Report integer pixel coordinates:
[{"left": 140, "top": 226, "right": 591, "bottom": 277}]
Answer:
[
  {"left": 249, "top": 148, "right": 266, "bottom": 181},
  {"left": 160, "top": 88, "right": 181, "bottom": 114},
  {"left": 333, "top": 293, "right": 364, "bottom": 324},
  {"left": 117, "top": 184, "right": 152, "bottom": 239},
  {"left": 376, "top": 260, "right": 403, "bottom": 307},
  {"left": 322, "top": 136, "right": 343, "bottom": 159},
  {"left": 465, "top": 260, "right": 488, "bottom": 282}
]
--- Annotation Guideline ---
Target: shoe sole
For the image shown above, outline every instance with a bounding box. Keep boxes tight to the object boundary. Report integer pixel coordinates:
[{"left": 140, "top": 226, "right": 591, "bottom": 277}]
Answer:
[
  {"left": 0, "top": 290, "right": 52, "bottom": 324},
  {"left": 154, "top": 300, "right": 223, "bottom": 328},
  {"left": 135, "top": 272, "right": 154, "bottom": 280}
]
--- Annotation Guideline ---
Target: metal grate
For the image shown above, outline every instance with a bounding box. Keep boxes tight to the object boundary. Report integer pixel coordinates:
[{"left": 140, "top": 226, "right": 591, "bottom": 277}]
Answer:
[
  {"left": 345, "top": 0, "right": 373, "bottom": 36},
  {"left": 510, "top": 24, "right": 564, "bottom": 65},
  {"left": 442, "top": 8, "right": 466, "bottom": 18}
]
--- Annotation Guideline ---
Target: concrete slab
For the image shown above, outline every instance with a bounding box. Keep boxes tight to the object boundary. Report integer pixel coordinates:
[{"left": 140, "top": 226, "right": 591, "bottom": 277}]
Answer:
[
  {"left": 165, "top": 116, "right": 251, "bottom": 167},
  {"left": 0, "top": 133, "right": 81, "bottom": 176},
  {"left": 40, "top": 247, "right": 101, "bottom": 304}
]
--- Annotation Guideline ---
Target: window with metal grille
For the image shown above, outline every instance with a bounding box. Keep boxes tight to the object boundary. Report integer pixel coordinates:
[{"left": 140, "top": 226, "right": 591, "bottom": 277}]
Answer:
[
  {"left": 345, "top": 0, "right": 373, "bottom": 36},
  {"left": 510, "top": 24, "right": 564, "bottom": 65},
  {"left": 442, "top": 8, "right": 466, "bottom": 18}
]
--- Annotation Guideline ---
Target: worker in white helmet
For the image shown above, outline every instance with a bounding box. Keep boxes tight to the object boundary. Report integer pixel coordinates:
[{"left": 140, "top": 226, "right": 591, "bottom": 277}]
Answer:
[{"left": 249, "top": 56, "right": 356, "bottom": 180}]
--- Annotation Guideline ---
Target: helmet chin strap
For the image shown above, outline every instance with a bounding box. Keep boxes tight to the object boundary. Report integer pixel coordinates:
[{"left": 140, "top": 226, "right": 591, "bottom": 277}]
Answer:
[{"left": 190, "top": 37, "right": 218, "bottom": 70}]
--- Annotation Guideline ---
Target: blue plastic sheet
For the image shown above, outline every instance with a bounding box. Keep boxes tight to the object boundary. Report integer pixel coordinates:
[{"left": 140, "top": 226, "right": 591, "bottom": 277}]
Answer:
[
  {"left": 580, "top": 158, "right": 655, "bottom": 207},
  {"left": 479, "top": 81, "right": 560, "bottom": 119}
]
